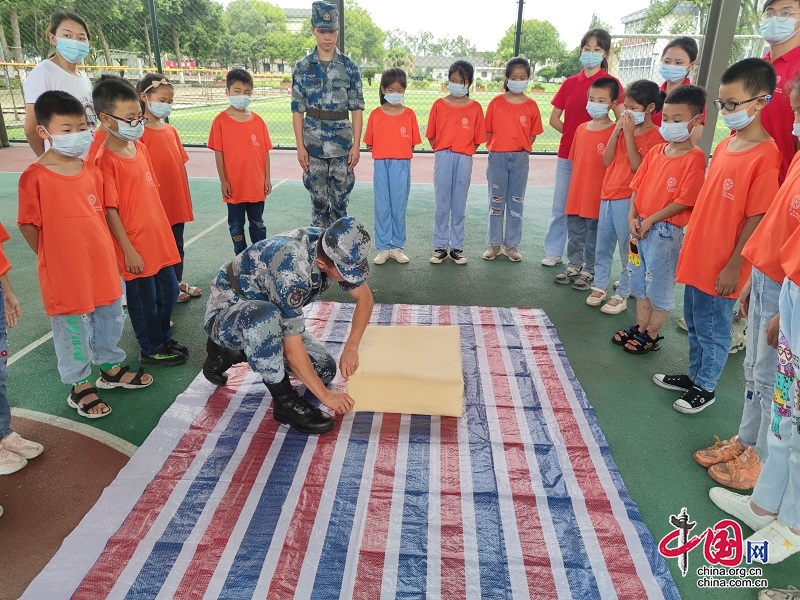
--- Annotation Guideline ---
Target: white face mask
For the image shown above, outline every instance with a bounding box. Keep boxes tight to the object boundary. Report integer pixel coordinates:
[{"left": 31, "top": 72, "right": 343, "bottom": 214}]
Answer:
[
  {"left": 447, "top": 82, "right": 469, "bottom": 97},
  {"left": 148, "top": 101, "right": 172, "bottom": 119},
  {"left": 383, "top": 93, "right": 404, "bottom": 105},
  {"left": 659, "top": 121, "right": 692, "bottom": 143},
  {"left": 45, "top": 129, "right": 93, "bottom": 157}
]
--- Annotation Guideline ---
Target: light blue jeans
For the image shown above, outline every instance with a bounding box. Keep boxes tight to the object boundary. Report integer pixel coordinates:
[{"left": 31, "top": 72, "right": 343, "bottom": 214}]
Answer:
[
  {"left": 685, "top": 285, "right": 736, "bottom": 392},
  {"left": 627, "top": 221, "right": 683, "bottom": 312},
  {"left": 50, "top": 299, "right": 127, "bottom": 385},
  {"left": 543, "top": 157, "right": 572, "bottom": 257},
  {"left": 566, "top": 216, "right": 598, "bottom": 273},
  {"left": 594, "top": 198, "right": 632, "bottom": 297},
  {"left": 486, "top": 151, "right": 529, "bottom": 248},
  {"left": 373, "top": 159, "right": 410, "bottom": 250},
  {"left": 433, "top": 149, "right": 473, "bottom": 250},
  {"left": 751, "top": 278, "right": 800, "bottom": 530},
  {"left": 738, "top": 268, "right": 781, "bottom": 461},
  {"left": 0, "top": 282, "right": 11, "bottom": 441}
]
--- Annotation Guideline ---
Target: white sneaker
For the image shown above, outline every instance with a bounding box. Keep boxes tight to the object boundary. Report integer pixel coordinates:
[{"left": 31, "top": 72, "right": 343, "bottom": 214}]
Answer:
[
  {"left": 0, "top": 431, "right": 44, "bottom": 459},
  {"left": 483, "top": 246, "right": 502, "bottom": 260},
  {"left": 600, "top": 294, "right": 628, "bottom": 314},
  {"left": 746, "top": 521, "right": 800, "bottom": 564},
  {"left": 0, "top": 447, "right": 27, "bottom": 475},
  {"left": 541, "top": 255, "right": 562, "bottom": 267},
  {"left": 708, "top": 487, "right": 776, "bottom": 531},
  {"left": 586, "top": 287, "right": 608, "bottom": 307},
  {"left": 504, "top": 247, "right": 523, "bottom": 262},
  {"left": 676, "top": 317, "right": 688, "bottom": 332},
  {"left": 759, "top": 585, "right": 800, "bottom": 599},
  {"left": 390, "top": 248, "right": 410, "bottom": 264},
  {"left": 373, "top": 250, "right": 391, "bottom": 265}
]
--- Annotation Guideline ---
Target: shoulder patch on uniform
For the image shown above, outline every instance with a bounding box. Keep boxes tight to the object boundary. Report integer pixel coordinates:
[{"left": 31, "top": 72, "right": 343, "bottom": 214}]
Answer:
[{"left": 286, "top": 286, "right": 306, "bottom": 309}]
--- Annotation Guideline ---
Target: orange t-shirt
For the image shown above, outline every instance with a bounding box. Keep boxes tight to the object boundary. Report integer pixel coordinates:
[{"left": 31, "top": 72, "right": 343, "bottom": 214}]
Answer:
[
  {"left": 363, "top": 107, "right": 421, "bottom": 160},
  {"left": 95, "top": 142, "right": 180, "bottom": 282},
  {"left": 141, "top": 124, "right": 194, "bottom": 225},
  {"left": 207, "top": 111, "right": 273, "bottom": 204},
  {"left": 17, "top": 162, "right": 123, "bottom": 315},
  {"left": 86, "top": 128, "right": 107, "bottom": 165},
  {"left": 565, "top": 123, "right": 614, "bottom": 219},
  {"left": 600, "top": 127, "right": 665, "bottom": 200},
  {"left": 676, "top": 137, "right": 781, "bottom": 298},
  {"left": 630, "top": 144, "right": 706, "bottom": 228},
  {"left": 780, "top": 219, "right": 800, "bottom": 286},
  {"left": 743, "top": 152, "right": 800, "bottom": 284},
  {"left": 425, "top": 98, "right": 487, "bottom": 156},
  {"left": 485, "top": 95, "right": 544, "bottom": 153},
  {"left": 0, "top": 223, "right": 11, "bottom": 277}
]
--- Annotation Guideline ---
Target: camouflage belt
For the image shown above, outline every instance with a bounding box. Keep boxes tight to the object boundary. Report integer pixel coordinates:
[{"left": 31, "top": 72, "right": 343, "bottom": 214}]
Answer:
[
  {"left": 225, "top": 262, "right": 245, "bottom": 296},
  {"left": 306, "top": 108, "right": 349, "bottom": 120}
]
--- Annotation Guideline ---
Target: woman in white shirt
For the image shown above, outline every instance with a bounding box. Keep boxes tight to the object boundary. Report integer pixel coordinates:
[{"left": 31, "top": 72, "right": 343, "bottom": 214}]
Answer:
[{"left": 23, "top": 11, "right": 94, "bottom": 156}]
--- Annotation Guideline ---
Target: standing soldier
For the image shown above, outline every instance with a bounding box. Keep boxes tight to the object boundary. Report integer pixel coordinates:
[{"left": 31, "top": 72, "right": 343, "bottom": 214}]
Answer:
[{"left": 292, "top": 0, "right": 365, "bottom": 227}]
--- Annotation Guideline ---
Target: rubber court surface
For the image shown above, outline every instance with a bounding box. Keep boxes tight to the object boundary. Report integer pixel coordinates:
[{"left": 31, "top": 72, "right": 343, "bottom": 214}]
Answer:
[{"left": 0, "top": 144, "right": 794, "bottom": 598}]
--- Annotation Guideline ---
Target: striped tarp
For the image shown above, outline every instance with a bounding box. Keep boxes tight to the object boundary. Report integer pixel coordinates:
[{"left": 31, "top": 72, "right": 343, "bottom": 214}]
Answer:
[{"left": 24, "top": 301, "right": 679, "bottom": 599}]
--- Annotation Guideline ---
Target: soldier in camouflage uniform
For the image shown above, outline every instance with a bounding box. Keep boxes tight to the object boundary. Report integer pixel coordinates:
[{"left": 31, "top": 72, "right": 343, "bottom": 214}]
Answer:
[
  {"left": 202, "top": 216, "right": 374, "bottom": 435},
  {"left": 292, "top": 1, "right": 364, "bottom": 228}
]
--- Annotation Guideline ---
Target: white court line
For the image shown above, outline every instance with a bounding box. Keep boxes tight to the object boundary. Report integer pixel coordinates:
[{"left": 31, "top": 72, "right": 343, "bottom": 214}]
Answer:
[{"left": 6, "top": 177, "right": 286, "bottom": 366}]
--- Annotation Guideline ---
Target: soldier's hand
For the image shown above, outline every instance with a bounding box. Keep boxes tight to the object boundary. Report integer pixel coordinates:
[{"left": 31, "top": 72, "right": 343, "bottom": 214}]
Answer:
[
  {"left": 297, "top": 146, "right": 309, "bottom": 172},
  {"left": 348, "top": 146, "right": 360, "bottom": 170},
  {"left": 320, "top": 390, "right": 354, "bottom": 414},
  {"left": 221, "top": 180, "right": 232, "bottom": 198},
  {"left": 339, "top": 346, "right": 359, "bottom": 380}
]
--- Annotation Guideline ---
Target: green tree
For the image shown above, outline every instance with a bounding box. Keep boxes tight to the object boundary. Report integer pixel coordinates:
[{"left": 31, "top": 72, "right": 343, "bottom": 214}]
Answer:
[
  {"left": 554, "top": 47, "right": 582, "bottom": 78},
  {"left": 361, "top": 67, "right": 378, "bottom": 85},
  {"left": 226, "top": 0, "right": 268, "bottom": 41},
  {"left": 496, "top": 19, "right": 564, "bottom": 70},
  {"left": 343, "top": 0, "right": 384, "bottom": 65},
  {"left": 385, "top": 47, "right": 414, "bottom": 73},
  {"left": 537, "top": 65, "right": 556, "bottom": 81}
]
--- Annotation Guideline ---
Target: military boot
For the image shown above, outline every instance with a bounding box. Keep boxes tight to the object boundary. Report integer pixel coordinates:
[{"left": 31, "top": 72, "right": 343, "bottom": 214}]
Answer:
[
  {"left": 202, "top": 338, "right": 247, "bottom": 386},
  {"left": 266, "top": 375, "right": 335, "bottom": 435}
]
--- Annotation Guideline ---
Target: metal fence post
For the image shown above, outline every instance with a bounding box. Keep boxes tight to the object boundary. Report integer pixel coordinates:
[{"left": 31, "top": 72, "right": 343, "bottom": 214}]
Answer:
[
  {"left": 337, "top": 0, "right": 345, "bottom": 54},
  {"left": 147, "top": 0, "right": 164, "bottom": 74},
  {"left": 514, "top": 0, "right": 525, "bottom": 57}
]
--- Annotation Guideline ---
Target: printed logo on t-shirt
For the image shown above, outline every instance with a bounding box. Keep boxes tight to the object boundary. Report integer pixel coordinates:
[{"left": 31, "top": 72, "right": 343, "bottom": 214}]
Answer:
[
  {"left": 461, "top": 117, "right": 470, "bottom": 130},
  {"left": 667, "top": 177, "right": 678, "bottom": 193},
  {"left": 145, "top": 171, "right": 155, "bottom": 187},
  {"left": 251, "top": 134, "right": 259, "bottom": 147},
  {"left": 776, "top": 75, "right": 783, "bottom": 95},
  {"left": 789, "top": 194, "right": 800, "bottom": 221},
  {"left": 400, "top": 126, "right": 410, "bottom": 139},
  {"left": 519, "top": 116, "right": 527, "bottom": 127},
  {"left": 597, "top": 143, "right": 606, "bottom": 154},
  {"left": 87, "top": 193, "right": 102, "bottom": 212},
  {"left": 722, "top": 178, "right": 735, "bottom": 201}
]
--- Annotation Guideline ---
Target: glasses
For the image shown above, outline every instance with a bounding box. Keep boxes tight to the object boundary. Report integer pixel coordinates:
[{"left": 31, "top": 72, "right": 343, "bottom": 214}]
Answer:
[
  {"left": 713, "top": 95, "right": 770, "bottom": 111},
  {"left": 762, "top": 9, "right": 799, "bottom": 21},
  {"left": 107, "top": 114, "right": 148, "bottom": 127},
  {"left": 142, "top": 79, "right": 173, "bottom": 93}
]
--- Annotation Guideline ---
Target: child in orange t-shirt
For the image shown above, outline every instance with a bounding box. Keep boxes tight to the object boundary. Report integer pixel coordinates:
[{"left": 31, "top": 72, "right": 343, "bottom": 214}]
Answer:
[
  {"left": 482, "top": 57, "right": 543, "bottom": 263},
  {"left": 208, "top": 68, "right": 273, "bottom": 255},
  {"left": 364, "top": 67, "right": 421, "bottom": 265},
  {"left": 137, "top": 73, "right": 200, "bottom": 303},
  {"left": 425, "top": 60, "right": 487, "bottom": 265},
  {"left": 92, "top": 76, "right": 185, "bottom": 367},
  {"left": 588, "top": 80, "right": 665, "bottom": 314},
  {"left": 614, "top": 85, "right": 707, "bottom": 355},
  {"left": 657, "top": 59, "right": 780, "bottom": 415},
  {"left": 18, "top": 90, "right": 154, "bottom": 420},
  {"left": 556, "top": 77, "right": 619, "bottom": 290}
]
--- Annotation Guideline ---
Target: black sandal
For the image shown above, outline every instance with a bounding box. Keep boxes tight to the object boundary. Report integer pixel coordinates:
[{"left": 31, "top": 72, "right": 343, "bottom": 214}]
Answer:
[
  {"left": 612, "top": 324, "right": 640, "bottom": 346},
  {"left": 623, "top": 332, "right": 664, "bottom": 355},
  {"left": 96, "top": 365, "right": 152, "bottom": 390},
  {"left": 67, "top": 386, "right": 112, "bottom": 419}
]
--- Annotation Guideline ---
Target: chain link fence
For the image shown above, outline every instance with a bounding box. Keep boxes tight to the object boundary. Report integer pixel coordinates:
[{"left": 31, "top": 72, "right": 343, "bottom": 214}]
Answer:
[{"left": 0, "top": 1, "right": 774, "bottom": 152}]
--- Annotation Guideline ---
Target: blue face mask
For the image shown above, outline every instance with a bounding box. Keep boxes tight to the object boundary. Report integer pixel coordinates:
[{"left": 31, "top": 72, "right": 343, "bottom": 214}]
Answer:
[
  {"left": 46, "top": 129, "right": 93, "bottom": 157},
  {"left": 148, "top": 101, "right": 172, "bottom": 119},
  {"left": 586, "top": 101, "right": 609, "bottom": 119},
  {"left": 447, "top": 82, "right": 469, "bottom": 97},
  {"left": 659, "top": 64, "right": 689, "bottom": 84},
  {"left": 760, "top": 16, "right": 798, "bottom": 45},
  {"left": 108, "top": 118, "right": 145, "bottom": 142},
  {"left": 579, "top": 51, "right": 604, "bottom": 69},
  {"left": 721, "top": 104, "right": 757, "bottom": 131},
  {"left": 383, "top": 93, "right": 404, "bottom": 105},
  {"left": 507, "top": 79, "right": 529, "bottom": 94},
  {"left": 659, "top": 121, "right": 692, "bottom": 143},
  {"left": 229, "top": 95, "right": 251, "bottom": 110},
  {"left": 56, "top": 38, "right": 90, "bottom": 64},
  {"left": 627, "top": 109, "right": 646, "bottom": 125}
]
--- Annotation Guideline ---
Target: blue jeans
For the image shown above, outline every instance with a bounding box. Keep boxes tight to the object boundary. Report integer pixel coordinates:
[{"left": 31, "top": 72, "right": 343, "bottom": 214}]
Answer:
[
  {"left": 543, "top": 157, "right": 572, "bottom": 257},
  {"left": 373, "top": 159, "right": 410, "bottom": 250},
  {"left": 566, "top": 216, "right": 598, "bottom": 273},
  {"left": 486, "top": 151, "right": 528, "bottom": 248},
  {"left": 684, "top": 285, "right": 736, "bottom": 392},
  {"left": 628, "top": 221, "right": 683, "bottom": 312},
  {"left": 738, "top": 267, "right": 781, "bottom": 460},
  {"left": 751, "top": 278, "right": 800, "bottom": 529},
  {"left": 433, "top": 149, "right": 472, "bottom": 250},
  {"left": 0, "top": 283, "right": 11, "bottom": 440},
  {"left": 594, "top": 198, "right": 632, "bottom": 297},
  {"left": 228, "top": 201, "right": 266, "bottom": 255},
  {"left": 50, "top": 299, "right": 127, "bottom": 384},
  {"left": 125, "top": 266, "right": 179, "bottom": 357}
]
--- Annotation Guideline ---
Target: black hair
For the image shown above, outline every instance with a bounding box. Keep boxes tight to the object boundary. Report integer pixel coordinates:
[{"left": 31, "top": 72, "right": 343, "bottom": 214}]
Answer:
[
  {"left": 661, "top": 36, "right": 698, "bottom": 62},
  {"left": 33, "top": 90, "right": 86, "bottom": 127},
  {"left": 503, "top": 57, "right": 531, "bottom": 92},
  {"left": 48, "top": 11, "right": 90, "bottom": 41},
  {"left": 580, "top": 28, "right": 612, "bottom": 71},
  {"left": 589, "top": 77, "right": 620, "bottom": 102},
  {"left": 721, "top": 58, "right": 777, "bottom": 98},
  {"left": 226, "top": 68, "right": 253, "bottom": 89},
  {"left": 136, "top": 73, "right": 172, "bottom": 112},
  {"left": 626, "top": 79, "right": 665, "bottom": 113},
  {"left": 92, "top": 74, "right": 139, "bottom": 117},
  {"left": 664, "top": 84, "right": 707, "bottom": 116},
  {"left": 448, "top": 60, "right": 474, "bottom": 91},
  {"left": 379, "top": 67, "right": 407, "bottom": 105},
  {"left": 316, "top": 238, "right": 335, "bottom": 268}
]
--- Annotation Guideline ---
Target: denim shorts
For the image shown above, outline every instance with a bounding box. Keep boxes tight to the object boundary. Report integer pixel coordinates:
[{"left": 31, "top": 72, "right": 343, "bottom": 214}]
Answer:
[{"left": 627, "top": 220, "right": 683, "bottom": 312}]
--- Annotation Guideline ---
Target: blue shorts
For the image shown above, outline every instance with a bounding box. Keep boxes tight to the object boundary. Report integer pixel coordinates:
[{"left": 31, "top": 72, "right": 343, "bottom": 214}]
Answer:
[{"left": 627, "top": 221, "right": 683, "bottom": 312}]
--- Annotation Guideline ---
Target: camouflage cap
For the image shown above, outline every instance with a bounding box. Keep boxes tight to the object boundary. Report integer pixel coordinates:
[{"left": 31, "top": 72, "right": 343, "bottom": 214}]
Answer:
[
  {"left": 322, "top": 217, "right": 371, "bottom": 285},
  {"left": 311, "top": 1, "right": 340, "bottom": 30}
]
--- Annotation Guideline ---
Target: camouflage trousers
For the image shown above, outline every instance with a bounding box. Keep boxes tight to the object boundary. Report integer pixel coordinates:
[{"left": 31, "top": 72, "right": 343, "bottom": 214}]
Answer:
[
  {"left": 206, "top": 300, "right": 336, "bottom": 385},
  {"left": 303, "top": 155, "right": 355, "bottom": 228}
]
